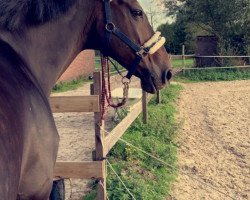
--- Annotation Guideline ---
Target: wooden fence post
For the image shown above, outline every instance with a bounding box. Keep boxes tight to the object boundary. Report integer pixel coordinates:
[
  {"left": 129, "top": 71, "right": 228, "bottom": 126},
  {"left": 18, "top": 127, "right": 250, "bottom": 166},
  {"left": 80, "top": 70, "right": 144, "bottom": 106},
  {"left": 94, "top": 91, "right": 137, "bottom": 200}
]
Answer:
[
  {"left": 91, "top": 71, "right": 107, "bottom": 200},
  {"left": 142, "top": 90, "right": 148, "bottom": 124},
  {"left": 182, "top": 45, "right": 186, "bottom": 68},
  {"left": 156, "top": 91, "right": 161, "bottom": 104}
]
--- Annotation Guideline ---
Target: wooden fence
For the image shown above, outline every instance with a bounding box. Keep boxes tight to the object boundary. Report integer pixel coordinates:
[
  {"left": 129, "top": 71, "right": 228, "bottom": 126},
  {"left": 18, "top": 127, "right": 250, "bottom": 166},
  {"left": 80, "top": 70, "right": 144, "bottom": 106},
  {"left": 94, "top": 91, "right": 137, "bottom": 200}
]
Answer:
[
  {"left": 170, "top": 45, "right": 250, "bottom": 69},
  {"left": 50, "top": 71, "right": 153, "bottom": 199}
]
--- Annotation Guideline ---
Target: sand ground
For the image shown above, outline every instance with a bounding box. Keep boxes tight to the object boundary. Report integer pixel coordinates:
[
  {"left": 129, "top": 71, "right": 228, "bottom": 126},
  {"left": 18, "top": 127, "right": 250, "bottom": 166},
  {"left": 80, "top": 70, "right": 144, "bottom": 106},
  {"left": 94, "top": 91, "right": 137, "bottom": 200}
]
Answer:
[{"left": 170, "top": 80, "right": 250, "bottom": 200}]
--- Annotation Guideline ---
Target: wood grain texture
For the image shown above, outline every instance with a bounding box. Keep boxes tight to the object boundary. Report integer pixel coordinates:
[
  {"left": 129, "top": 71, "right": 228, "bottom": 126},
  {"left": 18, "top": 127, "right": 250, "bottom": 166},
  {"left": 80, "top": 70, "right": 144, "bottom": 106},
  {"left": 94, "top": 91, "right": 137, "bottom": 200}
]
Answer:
[
  {"left": 104, "top": 94, "right": 153, "bottom": 156},
  {"left": 54, "top": 161, "right": 104, "bottom": 179},
  {"left": 92, "top": 72, "right": 107, "bottom": 200},
  {"left": 50, "top": 96, "right": 100, "bottom": 113},
  {"left": 142, "top": 91, "right": 148, "bottom": 124},
  {"left": 104, "top": 100, "right": 142, "bottom": 156}
]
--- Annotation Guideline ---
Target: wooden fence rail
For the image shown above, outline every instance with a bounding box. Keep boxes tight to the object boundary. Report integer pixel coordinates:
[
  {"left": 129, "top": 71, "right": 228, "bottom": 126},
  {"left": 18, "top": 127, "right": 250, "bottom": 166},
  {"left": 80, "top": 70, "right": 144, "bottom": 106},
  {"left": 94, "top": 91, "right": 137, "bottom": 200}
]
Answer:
[
  {"left": 54, "top": 161, "right": 104, "bottom": 179},
  {"left": 181, "top": 65, "right": 250, "bottom": 71},
  {"left": 51, "top": 71, "right": 154, "bottom": 199},
  {"left": 170, "top": 48, "right": 250, "bottom": 70},
  {"left": 104, "top": 97, "right": 150, "bottom": 156},
  {"left": 50, "top": 96, "right": 100, "bottom": 113},
  {"left": 170, "top": 54, "right": 250, "bottom": 60}
]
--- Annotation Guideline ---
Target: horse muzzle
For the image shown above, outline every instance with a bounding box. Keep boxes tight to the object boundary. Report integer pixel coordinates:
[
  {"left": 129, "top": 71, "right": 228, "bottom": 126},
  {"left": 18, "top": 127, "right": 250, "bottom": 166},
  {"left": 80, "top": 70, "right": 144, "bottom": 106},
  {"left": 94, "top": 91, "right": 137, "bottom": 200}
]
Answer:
[{"left": 162, "top": 70, "right": 172, "bottom": 84}]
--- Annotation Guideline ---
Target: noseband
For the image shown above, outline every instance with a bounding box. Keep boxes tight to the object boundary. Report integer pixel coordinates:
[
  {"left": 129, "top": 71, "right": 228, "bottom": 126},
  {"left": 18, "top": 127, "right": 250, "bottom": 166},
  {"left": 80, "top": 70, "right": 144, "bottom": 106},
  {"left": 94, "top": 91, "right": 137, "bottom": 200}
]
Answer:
[{"left": 102, "top": 0, "right": 166, "bottom": 79}]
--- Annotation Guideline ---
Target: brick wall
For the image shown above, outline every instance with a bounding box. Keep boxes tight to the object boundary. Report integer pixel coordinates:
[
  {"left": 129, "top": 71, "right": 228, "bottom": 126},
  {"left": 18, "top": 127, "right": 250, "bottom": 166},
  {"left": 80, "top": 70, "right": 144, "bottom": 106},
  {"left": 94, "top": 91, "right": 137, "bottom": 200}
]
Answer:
[{"left": 58, "top": 50, "right": 95, "bottom": 82}]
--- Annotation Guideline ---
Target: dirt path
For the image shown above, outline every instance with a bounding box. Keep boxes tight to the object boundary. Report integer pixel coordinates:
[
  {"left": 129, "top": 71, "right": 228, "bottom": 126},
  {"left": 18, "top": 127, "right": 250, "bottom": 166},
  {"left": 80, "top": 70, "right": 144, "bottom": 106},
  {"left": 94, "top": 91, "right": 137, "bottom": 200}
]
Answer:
[{"left": 171, "top": 80, "right": 250, "bottom": 200}]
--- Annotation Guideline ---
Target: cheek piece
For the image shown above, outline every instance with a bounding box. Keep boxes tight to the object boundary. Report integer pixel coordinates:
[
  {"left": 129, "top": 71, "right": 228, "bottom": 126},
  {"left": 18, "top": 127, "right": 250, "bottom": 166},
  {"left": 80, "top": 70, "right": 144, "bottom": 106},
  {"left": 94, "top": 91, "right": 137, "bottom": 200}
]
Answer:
[{"left": 102, "top": 0, "right": 166, "bottom": 80}]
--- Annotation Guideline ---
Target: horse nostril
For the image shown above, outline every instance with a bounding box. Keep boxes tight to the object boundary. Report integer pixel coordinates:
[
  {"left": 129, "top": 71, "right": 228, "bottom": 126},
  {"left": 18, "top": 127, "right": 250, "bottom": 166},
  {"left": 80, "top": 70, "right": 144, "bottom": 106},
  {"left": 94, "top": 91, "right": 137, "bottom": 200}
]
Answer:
[
  {"left": 162, "top": 70, "right": 172, "bottom": 84},
  {"left": 166, "top": 70, "right": 172, "bottom": 80}
]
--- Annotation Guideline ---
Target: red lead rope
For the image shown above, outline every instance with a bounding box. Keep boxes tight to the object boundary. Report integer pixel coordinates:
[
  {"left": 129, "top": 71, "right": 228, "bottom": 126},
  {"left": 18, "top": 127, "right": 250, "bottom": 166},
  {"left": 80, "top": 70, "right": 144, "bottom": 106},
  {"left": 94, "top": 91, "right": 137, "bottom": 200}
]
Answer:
[{"left": 100, "top": 54, "right": 129, "bottom": 120}]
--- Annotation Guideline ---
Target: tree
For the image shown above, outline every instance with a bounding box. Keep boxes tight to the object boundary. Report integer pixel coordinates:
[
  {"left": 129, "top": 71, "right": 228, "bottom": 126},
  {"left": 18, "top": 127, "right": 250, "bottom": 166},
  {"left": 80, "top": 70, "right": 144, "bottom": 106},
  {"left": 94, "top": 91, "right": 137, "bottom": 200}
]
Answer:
[
  {"left": 158, "top": 18, "right": 187, "bottom": 54},
  {"left": 157, "top": 14, "right": 206, "bottom": 54},
  {"left": 162, "top": 0, "right": 250, "bottom": 55},
  {"left": 143, "top": 0, "right": 165, "bottom": 30}
]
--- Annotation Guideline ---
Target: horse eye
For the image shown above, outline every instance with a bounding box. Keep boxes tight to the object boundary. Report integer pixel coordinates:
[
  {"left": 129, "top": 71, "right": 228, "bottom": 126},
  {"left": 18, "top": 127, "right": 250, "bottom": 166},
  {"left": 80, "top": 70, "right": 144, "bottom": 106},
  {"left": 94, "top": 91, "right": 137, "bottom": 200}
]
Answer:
[{"left": 131, "top": 9, "right": 143, "bottom": 17}]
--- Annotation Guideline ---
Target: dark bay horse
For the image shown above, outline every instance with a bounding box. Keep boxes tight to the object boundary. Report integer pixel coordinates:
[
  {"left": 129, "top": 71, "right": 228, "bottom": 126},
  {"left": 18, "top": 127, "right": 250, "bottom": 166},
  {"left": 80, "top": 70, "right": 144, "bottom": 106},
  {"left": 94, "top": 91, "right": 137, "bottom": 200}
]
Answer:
[{"left": 0, "top": 0, "right": 172, "bottom": 199}]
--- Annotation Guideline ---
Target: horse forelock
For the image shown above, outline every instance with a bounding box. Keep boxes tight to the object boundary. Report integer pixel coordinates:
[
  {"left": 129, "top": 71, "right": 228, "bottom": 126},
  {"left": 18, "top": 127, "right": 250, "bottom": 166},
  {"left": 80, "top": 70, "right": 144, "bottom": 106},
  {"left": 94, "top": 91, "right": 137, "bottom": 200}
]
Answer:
[{"left": 0, "top": 0, "right": 78, "bottom": 31}]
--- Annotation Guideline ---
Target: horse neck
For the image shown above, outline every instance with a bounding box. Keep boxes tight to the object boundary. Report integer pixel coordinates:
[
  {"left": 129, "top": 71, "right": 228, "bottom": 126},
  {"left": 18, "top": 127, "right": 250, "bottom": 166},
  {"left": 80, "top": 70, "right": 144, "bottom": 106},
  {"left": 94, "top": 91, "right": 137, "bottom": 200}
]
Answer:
[{"left": 0, "top": 0, "right": 97, "bottom": 97}]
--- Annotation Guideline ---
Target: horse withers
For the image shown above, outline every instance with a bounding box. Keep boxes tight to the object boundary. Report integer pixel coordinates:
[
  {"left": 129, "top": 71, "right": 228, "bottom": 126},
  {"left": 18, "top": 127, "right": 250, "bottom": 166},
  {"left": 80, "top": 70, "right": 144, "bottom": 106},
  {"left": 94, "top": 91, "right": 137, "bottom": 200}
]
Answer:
[{"left": 0, "top": 0, "right": 172, "bottom": 199}]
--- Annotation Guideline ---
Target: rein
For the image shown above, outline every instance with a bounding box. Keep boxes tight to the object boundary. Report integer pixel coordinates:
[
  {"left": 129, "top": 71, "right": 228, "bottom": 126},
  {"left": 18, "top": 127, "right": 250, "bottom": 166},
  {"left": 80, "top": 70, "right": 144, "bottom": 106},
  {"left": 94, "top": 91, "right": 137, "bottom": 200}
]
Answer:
[{"left": 100, "top": 0, "right": 166, "bottom": 120}]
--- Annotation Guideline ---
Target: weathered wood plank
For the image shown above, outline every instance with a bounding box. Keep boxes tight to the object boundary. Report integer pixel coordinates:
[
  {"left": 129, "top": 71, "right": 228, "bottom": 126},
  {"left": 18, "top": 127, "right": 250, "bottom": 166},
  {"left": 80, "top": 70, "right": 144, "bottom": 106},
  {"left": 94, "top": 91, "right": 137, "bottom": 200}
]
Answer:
[
  {"left": 92, "top": 72, "right": 107, "bottom": 200},
  {"left": 156, "top": 91, "right": 161, "bottom": 104},
  {"left": 92, "top": 72, "right": 105, "bottom": 160},
  {"left": 54, "top": 161, "right": 104, "bottom": 179},
  {"left": 182, "top": 45, "right": 186, "bottom": 68},
  {"left": 182, "top": 65, "right": 250, "bottom": 70},
  {"left": 195, "top": 55, "right": 250, "bottom": 58},
  {"left": 50, "top": 96, "right": 100, "bottom": 113},
  {"left": 142, "top": 91, "right": 148, "bottom": 124},
  {"left": 104, "top": 93, "right": 154, "bottom": 156},
  {"left": 104, "top": 100, "right": 143, "bottom": 156},
  {"left": 170, "top": 55, "right": 250, "bottom": 59},
  {"left": 170, "top": 54, "right": 195, "bottom": 59}
]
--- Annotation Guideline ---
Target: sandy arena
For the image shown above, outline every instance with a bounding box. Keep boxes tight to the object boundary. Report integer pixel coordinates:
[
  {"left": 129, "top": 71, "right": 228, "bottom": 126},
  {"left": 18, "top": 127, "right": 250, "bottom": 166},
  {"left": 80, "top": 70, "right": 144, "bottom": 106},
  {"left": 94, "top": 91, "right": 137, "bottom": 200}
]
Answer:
[{"left": 171, "top": 80, "right": 250, "bottom": 200}]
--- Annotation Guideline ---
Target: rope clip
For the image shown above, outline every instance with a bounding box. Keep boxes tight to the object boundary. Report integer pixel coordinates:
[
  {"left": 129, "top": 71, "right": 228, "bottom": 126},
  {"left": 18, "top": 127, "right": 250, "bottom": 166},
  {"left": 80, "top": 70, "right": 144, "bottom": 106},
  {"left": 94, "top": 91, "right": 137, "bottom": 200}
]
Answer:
[{"left": 122, "top": 76, "right": 131, "bottom": 85}]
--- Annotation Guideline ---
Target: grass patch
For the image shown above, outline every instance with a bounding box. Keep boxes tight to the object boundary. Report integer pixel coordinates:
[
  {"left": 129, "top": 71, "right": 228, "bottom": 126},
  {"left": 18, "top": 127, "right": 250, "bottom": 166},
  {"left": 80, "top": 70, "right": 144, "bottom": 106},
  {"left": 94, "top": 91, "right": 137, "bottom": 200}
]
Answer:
[
  {"left": 172, "top": 58, "right": 194, "bottom": 68},
  {"left": 95, "top": 57, "right": 125, "bottom": 74},
  {"left": 83, "top": 191, "right": 97, "bottom": 200},
  {"left": 84, "top": 84, "right": 183, "bottom": 199},
  {"left": 174, "top": 68, "right": 250, "bottom": 82},
  {"left": 107, "top": 84, "right": 182, "bottom": 199},
  {"left": 96, "top": 57, "right": 195, "bottom": 71},
  {"left": 52, "top": 76, "right": 91, "bottom": 93}
]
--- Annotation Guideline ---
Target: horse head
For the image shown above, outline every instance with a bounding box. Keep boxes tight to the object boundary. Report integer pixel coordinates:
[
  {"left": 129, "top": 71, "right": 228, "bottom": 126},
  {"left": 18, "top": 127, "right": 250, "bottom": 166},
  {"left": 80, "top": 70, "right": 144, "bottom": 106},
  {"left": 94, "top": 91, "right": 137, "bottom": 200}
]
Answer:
[{"left": 88, "top": 0, "right": 172, "bottom": 94}]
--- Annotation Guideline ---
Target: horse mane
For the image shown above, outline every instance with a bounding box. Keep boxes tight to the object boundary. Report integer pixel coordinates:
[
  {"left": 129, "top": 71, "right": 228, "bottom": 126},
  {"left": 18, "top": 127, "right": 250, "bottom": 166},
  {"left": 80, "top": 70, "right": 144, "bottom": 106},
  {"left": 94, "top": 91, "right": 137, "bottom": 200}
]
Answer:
[{"left": 0, "top": 0, "right": 78, "bottom": 31}]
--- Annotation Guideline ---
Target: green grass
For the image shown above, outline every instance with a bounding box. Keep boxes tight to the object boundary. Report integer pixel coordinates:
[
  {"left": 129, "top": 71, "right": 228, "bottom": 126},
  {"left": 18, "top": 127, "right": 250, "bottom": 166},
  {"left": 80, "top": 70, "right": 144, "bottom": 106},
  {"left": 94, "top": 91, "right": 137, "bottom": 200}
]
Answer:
[
  {"left": 96, "top": 57, "right": 194, "bottom": 72},
  {"left": 52, "top": 76, "right": 91, "bottom": 93},
  {"left": 95, "top": 57, "right": 193, "bottom": 73},
  {"left": 95, "top": 57, "right": 125, "bottom": 74},
  {"left": 172, "top": 58, "right": 194, "bottom": 68},
  {"left": 171, "top": 58, "right": 250, "bottom": 82},
  {"left": 83, "top": 191, "right": 97, "bottom": 200},
  {"left": 174, "top": 68, "right": 250, "bottom": 82},
  {"left": 83, "top": 84, "right": 183, "bottom": 200}
]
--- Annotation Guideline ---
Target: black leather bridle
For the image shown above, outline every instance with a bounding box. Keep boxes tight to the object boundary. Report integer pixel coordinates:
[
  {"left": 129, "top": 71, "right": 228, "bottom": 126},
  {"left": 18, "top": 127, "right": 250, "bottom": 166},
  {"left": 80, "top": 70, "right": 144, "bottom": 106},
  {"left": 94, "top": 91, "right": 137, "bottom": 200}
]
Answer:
[{"left": 102, "top": 0, "right": 166, "bottom": 80}]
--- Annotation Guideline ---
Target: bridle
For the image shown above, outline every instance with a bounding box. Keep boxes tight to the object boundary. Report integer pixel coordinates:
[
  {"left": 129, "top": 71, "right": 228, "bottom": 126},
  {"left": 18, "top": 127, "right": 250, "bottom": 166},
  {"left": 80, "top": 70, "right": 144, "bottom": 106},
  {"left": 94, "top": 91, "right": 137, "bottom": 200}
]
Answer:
[
  {"left": 100, "top": 0, "right": 166, "bottom": 119},
  {"left": 102, "top": 0, "right": 166, "bottom": 80}
]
